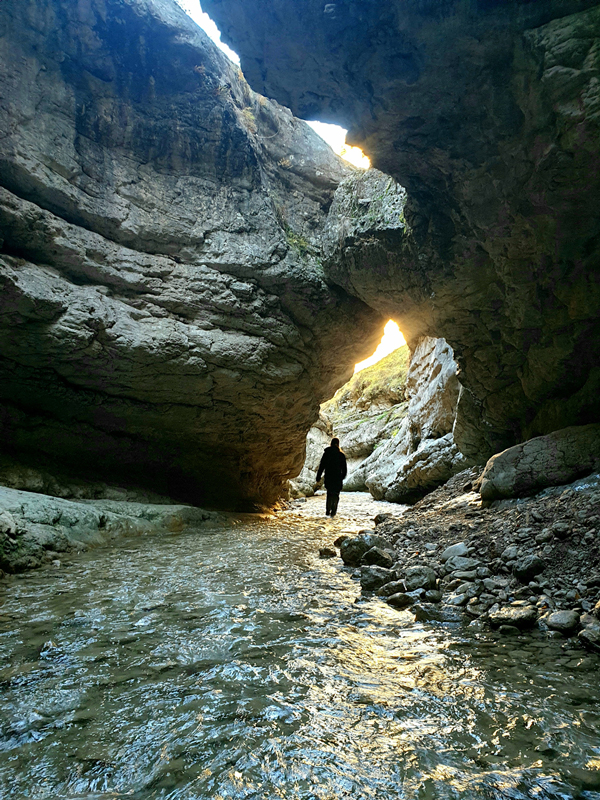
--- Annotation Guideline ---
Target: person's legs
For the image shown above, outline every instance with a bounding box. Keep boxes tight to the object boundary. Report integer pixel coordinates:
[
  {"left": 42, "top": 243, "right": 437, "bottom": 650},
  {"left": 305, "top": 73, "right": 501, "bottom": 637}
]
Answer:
[
  {"left": 330, "top": 493, "right": 340, "bottom": 517},
  {"left": 325, "top": 492, "right": 333, "bottom": 516}
]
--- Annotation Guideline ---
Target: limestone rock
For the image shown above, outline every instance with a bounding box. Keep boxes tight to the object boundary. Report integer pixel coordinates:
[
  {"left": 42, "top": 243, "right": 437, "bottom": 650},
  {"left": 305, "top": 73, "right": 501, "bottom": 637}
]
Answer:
[
  {"left": 445, "top": 556, "right": 480, "bottom": 573},
  {"left": 361, "top": 546, "right": 394, "bottom": 569},
  {"left": 0, "top": 0, "right": 383, "bottom": 508},
  {"left": 578, "top": 624, "right": 600, "bottom": 654},
  {"left": 513, "top": 555, "right": 546, "bottom": 583},
  {"left": 0, "top": 485, "right": 219, "bottom": 573},
  {"left": 478, "top": 425, "right": 600, "bottom": 501},
  {"left": 347, "top": 335, "right": 470, "bottom": 503},
  {"left": 488, "top": 606, "right": 538, "bottom": 630},
  {"left": 339, "top": 533, "right": 388, "bottom": 566},
  {"left": 360, "top": 566, "right": 396, "bottom": 592},
  {"left": 545, "top": 610, "right": 580, "bottom": 634},
  {"left": 386, "top": 593, "right": 414, "bottom": 610},
  {"left": 204, "top": 0, "right": 600, "bottom": 464},
  {"left": 441, "top": 542, "right": 469, "bottom": 562},
  {"left": 376, "top": 580, "right": 406, "bottom": 598},
  {"left": 404, "top": 565, "right": 437, "bottom": 592}
]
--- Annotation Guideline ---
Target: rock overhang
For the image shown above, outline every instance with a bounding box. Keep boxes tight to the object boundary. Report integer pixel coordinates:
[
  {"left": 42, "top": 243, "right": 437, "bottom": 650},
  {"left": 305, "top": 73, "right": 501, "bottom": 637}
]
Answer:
[
  {"left": 203, "top": 0, "right": 600, "bottom": 460},
  {"left": 0, "top": 0, "right": 386, "bottom": 508}
]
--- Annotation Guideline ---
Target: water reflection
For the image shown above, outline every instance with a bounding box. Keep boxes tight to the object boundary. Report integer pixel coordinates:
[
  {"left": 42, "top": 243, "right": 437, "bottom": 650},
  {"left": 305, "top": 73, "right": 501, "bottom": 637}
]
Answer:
[{"left": 0, "top": 496, "right": 598, "bottom": 799}]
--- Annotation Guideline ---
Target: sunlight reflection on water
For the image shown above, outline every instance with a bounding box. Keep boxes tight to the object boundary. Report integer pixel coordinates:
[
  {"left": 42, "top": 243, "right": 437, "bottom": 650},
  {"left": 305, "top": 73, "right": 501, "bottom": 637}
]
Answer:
[{"left": 0, "top": 495, "right": 598, "bottom": 799}]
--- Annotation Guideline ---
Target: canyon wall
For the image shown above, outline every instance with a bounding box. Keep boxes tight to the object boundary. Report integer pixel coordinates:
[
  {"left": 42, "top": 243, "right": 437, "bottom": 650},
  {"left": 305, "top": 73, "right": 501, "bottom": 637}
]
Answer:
[
  {"left": 205, "top": 0, "right": 600, "bottom": 461},
  {"left": 0, "top": 0, "right": 385, "bottom": 508}
]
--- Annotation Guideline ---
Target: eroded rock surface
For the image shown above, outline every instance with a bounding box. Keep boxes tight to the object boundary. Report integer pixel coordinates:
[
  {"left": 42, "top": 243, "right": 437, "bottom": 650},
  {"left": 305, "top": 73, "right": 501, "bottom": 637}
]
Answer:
[
  {"left": 346, "top": 336, "right": 469, "bottom": 502},
  {"left": 0, "top": 0, "right": 384, "bottom": 507},
  {"left": 478, "top": 424, "right": 600, "bottom": 501},
  {"left": 204, "top": 0, "right": 600, "bottom": 462}
]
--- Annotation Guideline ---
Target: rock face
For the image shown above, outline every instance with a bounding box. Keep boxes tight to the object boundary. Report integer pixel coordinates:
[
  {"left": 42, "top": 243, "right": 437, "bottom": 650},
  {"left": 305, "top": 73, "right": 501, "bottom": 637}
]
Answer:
[
  {"left": 478, "top": 424, "right": 600, "bottom": 501},
  {"left": 204, "top": 0, "right": 600, "bottom": 463},
  {"left": 0, "top": 485, "right": 219, "bottom": 573},
  {"left": 0, "top": 0, "right": 384, "bottom": 507},
  {"left": 345, "top": 335, "right": 469, "bottom": 502}
]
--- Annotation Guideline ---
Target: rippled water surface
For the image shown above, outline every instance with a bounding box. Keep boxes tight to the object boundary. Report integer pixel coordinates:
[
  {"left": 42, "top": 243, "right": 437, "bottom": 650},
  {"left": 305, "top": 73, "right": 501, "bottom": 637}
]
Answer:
[{"left": 1, "top": 493, "right": 599, "bottom": 799}]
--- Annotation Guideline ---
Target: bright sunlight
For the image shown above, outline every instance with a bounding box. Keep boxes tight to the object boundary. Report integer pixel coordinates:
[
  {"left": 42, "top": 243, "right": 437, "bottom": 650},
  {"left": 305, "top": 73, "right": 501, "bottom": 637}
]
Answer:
[
  {"left": 354, "top": 321, "right": 406, "bottom": 373},
  {"left": 307, "top": 121, "right": 370, "bottom": 169},
  {"left": 175, "top": 0, "right": 240, "bottom": 63},
  {"left": 175, "top": 3, "right": 370, "bottom": 170}
]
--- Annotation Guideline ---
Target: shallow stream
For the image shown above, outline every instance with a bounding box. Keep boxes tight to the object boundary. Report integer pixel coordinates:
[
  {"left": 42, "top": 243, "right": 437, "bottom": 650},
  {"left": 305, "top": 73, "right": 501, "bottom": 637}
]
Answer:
[{"left": 1, "top": 493, "right": 599, "bottom": 799}]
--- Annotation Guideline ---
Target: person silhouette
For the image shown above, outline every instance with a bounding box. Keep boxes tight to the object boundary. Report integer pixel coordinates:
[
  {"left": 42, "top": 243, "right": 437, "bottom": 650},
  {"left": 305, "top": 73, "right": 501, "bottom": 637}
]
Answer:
[{"left": 316, "top": 437, "right": 347, "bottom": 517}]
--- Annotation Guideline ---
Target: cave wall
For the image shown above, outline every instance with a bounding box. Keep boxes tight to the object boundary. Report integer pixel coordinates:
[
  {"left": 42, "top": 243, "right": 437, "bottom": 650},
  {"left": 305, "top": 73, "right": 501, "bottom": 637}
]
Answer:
[
  {"left": 0, "top": 0, "right": 385, "bottom": 508},
  {"left": 204, "top": 0, "right": 600, "bottom": 460}
]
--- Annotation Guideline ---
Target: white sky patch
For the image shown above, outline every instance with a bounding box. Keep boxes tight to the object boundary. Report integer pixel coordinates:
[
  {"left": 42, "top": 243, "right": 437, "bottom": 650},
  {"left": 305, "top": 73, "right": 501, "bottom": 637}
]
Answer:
[
  {"left": 175, "top": 0, "right": 240, "bottom": 63},
  {"left": 307, "top": 121, "right": 370, "bottom": 169},
  {"left": 354, "top": 320, "right": 406, "bottom": 373}
]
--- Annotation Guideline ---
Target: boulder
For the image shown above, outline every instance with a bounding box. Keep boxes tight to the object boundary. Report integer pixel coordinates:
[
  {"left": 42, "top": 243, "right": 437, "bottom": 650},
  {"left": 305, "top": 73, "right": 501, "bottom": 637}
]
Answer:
[
  {"left": 376, "top": 580, "right": 407, "bottom": 598},
  {"left": 386, "top": 593, "right": 414, "bottom": 610},
  {"left": 479, "top": 425, "right": 600, "bottom": 501},
  {"left": 361, "top": 546, "right": 394, "bottom": 569},
  {"left": 440, "top": 542, "right": 469, "bottom": 562},
  {"left": 513, "top": 555, "right": 545, "bottom": 583},
  {"left": 593, "top": 599, "right": 600, "bottom": 619},
  {"left": 545, "top": 610, "right": 580, "bottom": 635},
  {"left": 360, "top": 566, "right": 396, "bottom": 592},
  {"left": 488, "top": 606, "right": 538, "bottom": 630},
  {"left": 578, "top": 623, "right": 600, "bottom": 654},
  {"left": 340, "top": 534, "right": 389, "bottom": 566},
  {"left": 404, "top": 565, "right": 437, "bottom": 591},
  {"left": 445, "top": 556, "right": 480, "bottom": 573}
]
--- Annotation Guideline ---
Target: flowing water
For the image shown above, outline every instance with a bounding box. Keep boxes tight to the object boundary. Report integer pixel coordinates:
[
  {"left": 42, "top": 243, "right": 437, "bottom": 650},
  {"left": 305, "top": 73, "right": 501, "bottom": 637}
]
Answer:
[{"left": 0, "top": 493, "right": 599, "bottom": 800}]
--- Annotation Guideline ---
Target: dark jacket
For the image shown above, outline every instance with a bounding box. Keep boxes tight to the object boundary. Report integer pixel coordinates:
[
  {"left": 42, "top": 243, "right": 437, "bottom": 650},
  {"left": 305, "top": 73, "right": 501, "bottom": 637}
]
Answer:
[{"left": 316, "top": 446, "right": 347, "bottom": 492}]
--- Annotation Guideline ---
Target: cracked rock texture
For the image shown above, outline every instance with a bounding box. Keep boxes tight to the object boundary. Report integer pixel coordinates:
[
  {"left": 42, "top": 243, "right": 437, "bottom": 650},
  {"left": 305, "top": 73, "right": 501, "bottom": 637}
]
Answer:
[
  {"left": 345, "top": 336, "right": 470, "bottom": 502},
  {"left": 204, "top": 0, "right": 600, "bottom": 462},
  {"left": 478, "top": 423, "right": 600, "bottom": 501},
  {"left": 0, "top": 0, "right": 384, "bottom": 507}
]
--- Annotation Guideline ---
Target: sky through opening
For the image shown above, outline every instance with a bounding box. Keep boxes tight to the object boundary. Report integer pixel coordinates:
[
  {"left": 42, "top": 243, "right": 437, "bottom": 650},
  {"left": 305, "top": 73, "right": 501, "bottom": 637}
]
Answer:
[
  {"left": 354, "top": 321, "right": 406, "bottom": 373},
  {"left": 174, "top": 2, "right": 369, "bottom": 168}
]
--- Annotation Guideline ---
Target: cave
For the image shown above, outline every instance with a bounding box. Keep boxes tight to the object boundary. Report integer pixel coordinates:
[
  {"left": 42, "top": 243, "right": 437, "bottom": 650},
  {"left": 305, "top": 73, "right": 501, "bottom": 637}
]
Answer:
[{"left": 0, "top": 0, "right": 599, "bottom": 510}]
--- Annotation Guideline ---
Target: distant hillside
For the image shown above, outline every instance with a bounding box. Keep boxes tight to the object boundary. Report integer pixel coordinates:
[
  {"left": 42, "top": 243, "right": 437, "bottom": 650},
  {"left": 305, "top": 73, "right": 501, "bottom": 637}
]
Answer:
[{"left": 323, "top": 345, "right": 410, "bottom": 418}]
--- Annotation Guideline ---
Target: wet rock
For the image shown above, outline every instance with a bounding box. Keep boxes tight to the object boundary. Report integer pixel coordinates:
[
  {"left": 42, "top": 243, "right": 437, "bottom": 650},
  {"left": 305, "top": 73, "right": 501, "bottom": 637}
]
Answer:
[
  {"left": 404, "top": 565, "right": 437, "bottom": 591},
  {"left": 319, "top": 547, "right": 337, "bottom": 559},
  {"left": 412, "top": 604, "right": 445, "bottom": 623},
  {"left": 424, "top": 589, "right": 443, "bottom": 603},
  {"left": 488, "top": 605, "right": 538, "bottom": 630},
  {"left": 340, "top": 534, "right": 388, "bottom": 566},
  {"left": 386, "top": 593, "right": 414, "bottom": 610},
  {"left": 479, "top": 425, "right": 600, "bottom": 501},
  {"left": 361, "top": 546, "right": 394, "bottom": 568},
  {"left": 545, "top": 610, "right": 580, "bottom": 634},
  {"left": 501, "top": 545, "right": 519, "bottom": 562},
  {"left": 440, "top": 542, "right": 469, "bottom": 562},
  {"left": 360, "top": 566, "right": 396, "bottom": 592},
  {"left": 578, "top": 624, "right": 600, "bottom": 654},
  {"left": 376, "top": 580, "right": 407, "bottom": 598},
  {"left": 498, "top": 625, "right": 522, "bottom": 636},
  {"left": 513, "top": 554, "right": 545, "bottom": 583}
]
